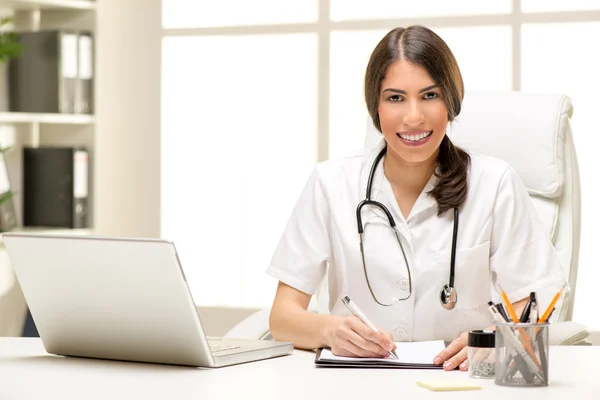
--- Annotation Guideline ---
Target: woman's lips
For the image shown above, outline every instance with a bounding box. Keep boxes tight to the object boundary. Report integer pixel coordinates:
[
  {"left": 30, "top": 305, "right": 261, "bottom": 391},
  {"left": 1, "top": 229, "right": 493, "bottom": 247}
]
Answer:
[{"left": 396, "top": 131, "right": 433, "bottom": 147}]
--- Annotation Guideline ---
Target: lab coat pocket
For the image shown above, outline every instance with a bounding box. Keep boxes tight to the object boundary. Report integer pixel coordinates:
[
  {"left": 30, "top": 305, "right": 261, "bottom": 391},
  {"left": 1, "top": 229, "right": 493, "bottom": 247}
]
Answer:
[{"left": 435, "top": 241, "right": 491, "bottom": 310}]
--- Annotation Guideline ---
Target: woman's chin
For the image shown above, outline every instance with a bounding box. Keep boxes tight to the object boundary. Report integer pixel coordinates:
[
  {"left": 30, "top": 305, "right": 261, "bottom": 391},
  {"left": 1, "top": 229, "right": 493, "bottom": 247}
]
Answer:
[{"left": 394, "top": 150, "right": 436, "bottom": 165}]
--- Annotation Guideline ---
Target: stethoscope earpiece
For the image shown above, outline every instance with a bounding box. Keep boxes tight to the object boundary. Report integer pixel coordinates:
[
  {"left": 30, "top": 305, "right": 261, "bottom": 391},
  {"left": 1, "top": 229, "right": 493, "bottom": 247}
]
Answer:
[{"left": 440, "top": 285, "right": 458, "bottom": 310}]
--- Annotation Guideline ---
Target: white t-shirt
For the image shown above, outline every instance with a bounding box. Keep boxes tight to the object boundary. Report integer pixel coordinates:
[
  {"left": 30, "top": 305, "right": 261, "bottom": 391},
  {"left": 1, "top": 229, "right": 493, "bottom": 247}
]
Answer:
[{"left": 266, "top": 139, "right": 567, "bottom": 342}]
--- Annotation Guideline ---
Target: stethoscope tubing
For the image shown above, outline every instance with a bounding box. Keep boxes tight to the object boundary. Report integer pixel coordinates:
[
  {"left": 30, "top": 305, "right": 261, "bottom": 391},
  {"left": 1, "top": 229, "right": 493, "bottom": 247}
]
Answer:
[{"left": 356, "top": 146, "right": 459, "bottom": 308}]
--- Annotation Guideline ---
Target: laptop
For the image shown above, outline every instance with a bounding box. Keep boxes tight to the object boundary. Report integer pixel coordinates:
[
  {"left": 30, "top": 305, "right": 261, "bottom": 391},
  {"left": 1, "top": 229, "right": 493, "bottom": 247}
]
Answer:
[{"left": 1, "top": 232, "right": 293, "bottom": 367}]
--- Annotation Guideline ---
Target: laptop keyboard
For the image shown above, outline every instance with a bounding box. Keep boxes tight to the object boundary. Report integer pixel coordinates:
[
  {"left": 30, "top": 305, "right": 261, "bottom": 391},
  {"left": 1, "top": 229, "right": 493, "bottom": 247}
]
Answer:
[{"left": 208, "top": 340, "right": 241, "bottom": 353}]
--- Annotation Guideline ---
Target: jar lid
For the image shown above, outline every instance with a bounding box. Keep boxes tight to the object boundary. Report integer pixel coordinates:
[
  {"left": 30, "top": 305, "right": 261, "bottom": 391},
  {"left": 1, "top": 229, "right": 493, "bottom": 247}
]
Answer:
[{"left": 468, "top": 330, "right": 495, "bottom": 347}]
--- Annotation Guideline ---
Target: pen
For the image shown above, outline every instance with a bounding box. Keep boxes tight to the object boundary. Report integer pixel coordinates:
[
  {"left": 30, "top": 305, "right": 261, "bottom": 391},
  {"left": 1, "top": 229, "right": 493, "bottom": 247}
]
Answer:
[
  {"left": 341, "top": 295, "right": 399, "bottom": 360},
  {"left": 529, "top": 293, "right": 538, "bottom": 323},
  {"left": 495, "top": 303, "right": 510, "bottom": 322},
  {"left": 519, "top": 292, "right": 535, "bottom": 323},
  {"left": 533, "top": 292, "right": 540, "bottom": 323}
]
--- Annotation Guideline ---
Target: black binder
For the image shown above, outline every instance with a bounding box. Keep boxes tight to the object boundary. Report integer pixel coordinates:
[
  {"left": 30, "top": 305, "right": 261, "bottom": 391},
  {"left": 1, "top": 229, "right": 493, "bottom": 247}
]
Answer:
[
  {"left": 8, "top": 30, "right": 94, "bottom": 114},
  {"left": 23, "top": 147, "right": 88, "bottom": 228}
]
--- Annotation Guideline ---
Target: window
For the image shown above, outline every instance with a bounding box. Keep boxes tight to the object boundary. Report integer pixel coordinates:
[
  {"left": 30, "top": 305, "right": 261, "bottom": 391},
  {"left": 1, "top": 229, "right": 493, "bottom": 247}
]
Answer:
[
  {"left": 161, "top": 34, "right": 317, "bottom": 306},
  {"left": 161, "top": 1, "right": 600, "bottom": 329},
  {"left": 521, "top": 22, "right": 600, "bottom": 323}
]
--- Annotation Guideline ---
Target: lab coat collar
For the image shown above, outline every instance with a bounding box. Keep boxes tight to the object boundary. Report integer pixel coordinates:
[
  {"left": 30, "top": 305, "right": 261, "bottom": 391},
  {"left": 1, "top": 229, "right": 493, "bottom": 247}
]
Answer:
[{"left": 360, "top": 138, "right": 439, "bottom": 221}]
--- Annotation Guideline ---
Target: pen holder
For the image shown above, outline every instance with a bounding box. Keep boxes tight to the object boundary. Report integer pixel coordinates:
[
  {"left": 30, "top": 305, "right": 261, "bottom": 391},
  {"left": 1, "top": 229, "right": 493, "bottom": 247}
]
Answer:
[{"left": 494, "top": 322, "right": 550, "bottom": 387}]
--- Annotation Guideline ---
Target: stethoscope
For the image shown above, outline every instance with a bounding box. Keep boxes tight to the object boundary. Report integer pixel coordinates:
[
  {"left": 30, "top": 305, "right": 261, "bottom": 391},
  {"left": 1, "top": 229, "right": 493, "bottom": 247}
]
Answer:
[{"left": 356, "top": 147, "right": 459, "bottom": 310}]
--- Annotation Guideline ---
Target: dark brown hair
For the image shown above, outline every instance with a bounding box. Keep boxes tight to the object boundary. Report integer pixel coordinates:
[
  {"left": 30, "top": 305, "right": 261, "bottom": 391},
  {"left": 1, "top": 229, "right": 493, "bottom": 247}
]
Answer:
[{"left": 364, "top": 25, "right": 471, "bottom": 216}]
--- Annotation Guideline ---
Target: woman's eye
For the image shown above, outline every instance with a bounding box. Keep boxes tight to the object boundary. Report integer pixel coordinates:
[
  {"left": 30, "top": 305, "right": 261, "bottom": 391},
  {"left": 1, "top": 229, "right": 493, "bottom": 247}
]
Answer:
[
  {"left": 423, "top": 92, "right": 439, "bottom": 100},
  {"left": 388, "top": 95, "right": 402, "bottom": 102}
]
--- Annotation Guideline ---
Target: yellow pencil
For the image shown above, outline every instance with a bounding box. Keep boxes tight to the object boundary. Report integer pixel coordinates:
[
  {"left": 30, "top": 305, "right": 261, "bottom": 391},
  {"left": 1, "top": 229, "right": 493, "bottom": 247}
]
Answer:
[{"left": 538, "top": 284, "right": 566, "bottom": 323}]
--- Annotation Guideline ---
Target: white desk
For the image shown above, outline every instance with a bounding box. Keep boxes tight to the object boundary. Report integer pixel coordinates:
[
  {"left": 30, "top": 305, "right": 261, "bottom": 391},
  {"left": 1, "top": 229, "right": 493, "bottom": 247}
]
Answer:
[{"left": 1, "top": 338, "right": 598, "bottom": 399}]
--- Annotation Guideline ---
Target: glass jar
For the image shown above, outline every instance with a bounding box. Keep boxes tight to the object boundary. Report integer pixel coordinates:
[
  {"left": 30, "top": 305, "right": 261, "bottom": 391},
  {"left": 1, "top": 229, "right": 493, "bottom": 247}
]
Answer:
[{"left": 468, "top": 330, "right": 496, "bottom": 379}]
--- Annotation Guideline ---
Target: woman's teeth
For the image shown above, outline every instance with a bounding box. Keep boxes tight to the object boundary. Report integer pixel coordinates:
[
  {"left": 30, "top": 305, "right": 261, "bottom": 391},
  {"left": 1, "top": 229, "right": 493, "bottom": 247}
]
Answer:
[{"left": 398, "top": 131, "right": 433, "bottom": 141}]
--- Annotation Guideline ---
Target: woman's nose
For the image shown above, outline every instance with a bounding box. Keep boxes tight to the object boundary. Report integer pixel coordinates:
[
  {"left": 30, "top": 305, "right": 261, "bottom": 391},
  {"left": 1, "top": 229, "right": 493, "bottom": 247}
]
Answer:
[{"left": 402, "top": 103, "right": 425, "bottom": 126}]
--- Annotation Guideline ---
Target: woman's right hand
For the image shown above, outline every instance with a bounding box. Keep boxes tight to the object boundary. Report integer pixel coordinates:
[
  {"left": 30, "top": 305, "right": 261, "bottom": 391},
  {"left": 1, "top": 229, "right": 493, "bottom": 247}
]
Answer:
[{"left": 324, "top": 315, "right": 396, "bottom": 358}]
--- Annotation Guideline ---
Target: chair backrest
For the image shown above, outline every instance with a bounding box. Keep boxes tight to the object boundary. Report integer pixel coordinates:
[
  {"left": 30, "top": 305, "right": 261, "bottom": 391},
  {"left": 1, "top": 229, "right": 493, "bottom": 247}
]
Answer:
[{"left": 364, "top": 90, "right": 581, "bottom": 322}]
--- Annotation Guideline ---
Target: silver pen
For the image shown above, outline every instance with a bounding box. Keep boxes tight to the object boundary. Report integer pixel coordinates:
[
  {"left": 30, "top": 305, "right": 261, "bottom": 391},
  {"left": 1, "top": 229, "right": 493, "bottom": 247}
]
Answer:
[{"left": 341, "top": 295, "right": 399, "bottom": 360}]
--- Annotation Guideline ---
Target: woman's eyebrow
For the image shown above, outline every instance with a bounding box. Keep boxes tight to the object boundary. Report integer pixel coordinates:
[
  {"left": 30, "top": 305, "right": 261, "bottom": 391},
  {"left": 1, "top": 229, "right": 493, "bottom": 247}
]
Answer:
[{"left": 382, "top": 84, "right": 439, "bottom": 94}]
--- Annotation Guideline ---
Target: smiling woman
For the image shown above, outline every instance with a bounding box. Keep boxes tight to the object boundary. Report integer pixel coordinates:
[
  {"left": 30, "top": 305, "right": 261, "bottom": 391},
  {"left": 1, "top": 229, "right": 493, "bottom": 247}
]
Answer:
[{"left": 266, "top": 24, "right": 567, "bottom": 375}]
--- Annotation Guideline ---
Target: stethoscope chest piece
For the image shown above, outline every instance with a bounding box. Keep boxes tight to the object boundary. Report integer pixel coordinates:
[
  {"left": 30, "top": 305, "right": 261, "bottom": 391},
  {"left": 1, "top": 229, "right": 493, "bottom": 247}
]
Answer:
[{"left": 439, "top": 284, "right": 458, "bottom": 310}]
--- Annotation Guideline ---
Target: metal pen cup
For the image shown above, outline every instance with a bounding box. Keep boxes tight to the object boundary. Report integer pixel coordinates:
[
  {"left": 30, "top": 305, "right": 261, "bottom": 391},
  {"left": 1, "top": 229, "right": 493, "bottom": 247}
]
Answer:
[{"left": 494, "top": 321, "right": 550, "bottom": 387}]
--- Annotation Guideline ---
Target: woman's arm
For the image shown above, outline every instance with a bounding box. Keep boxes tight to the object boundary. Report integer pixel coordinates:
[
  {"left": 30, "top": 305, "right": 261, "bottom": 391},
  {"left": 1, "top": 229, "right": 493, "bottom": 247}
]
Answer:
[
  {"left": 434, "top": 297, "right": 529, "bottom": 371},
  {"left": 269, "top": 282, "right": 396, "bottom": 357},
  {"left": 269, "top": 281, "right": 337, "bottom": 350}
]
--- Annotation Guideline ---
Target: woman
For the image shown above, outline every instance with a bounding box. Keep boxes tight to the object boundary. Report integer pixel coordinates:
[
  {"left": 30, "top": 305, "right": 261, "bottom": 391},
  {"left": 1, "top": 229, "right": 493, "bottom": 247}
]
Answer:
[{"left": 266, "top": 25, "right": 567, "bottom": 372}]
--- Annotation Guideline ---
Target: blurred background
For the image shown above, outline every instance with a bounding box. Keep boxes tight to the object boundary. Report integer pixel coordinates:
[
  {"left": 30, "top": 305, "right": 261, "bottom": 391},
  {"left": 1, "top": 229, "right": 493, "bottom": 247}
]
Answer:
[{"left": 0, "top": 0, "right": 598, "bottom": 336}]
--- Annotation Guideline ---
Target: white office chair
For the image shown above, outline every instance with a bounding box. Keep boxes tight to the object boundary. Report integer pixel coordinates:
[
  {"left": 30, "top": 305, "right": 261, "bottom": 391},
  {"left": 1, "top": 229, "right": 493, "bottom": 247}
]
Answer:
[{"left": 227, "top": 90, "right": 594, "bottom": 345}]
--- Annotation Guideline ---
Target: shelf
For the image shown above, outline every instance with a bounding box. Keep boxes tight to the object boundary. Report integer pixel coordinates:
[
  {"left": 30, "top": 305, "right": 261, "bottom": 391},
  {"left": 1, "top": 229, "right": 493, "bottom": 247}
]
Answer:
[
  {"left": 0, "top": 0, "right": 96, "bottom": 10},
  {"left": 0, "top": 227, "right": 94, "bottom": 247},
  {"left": 0, "top": 112, "right": 94, "bottom": 125}
]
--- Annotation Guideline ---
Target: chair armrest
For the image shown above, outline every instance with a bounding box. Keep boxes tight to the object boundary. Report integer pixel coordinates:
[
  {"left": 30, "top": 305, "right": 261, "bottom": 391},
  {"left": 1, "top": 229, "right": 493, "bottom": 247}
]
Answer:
[
  {"left": 549, "top": 321, "right": 590, "bottom": 345},
  {"left": 586, "top": 329, "right": 600, "bottom": 346},
  {"left": 223, "top": 308, "right": 273, "bottom": 340}
]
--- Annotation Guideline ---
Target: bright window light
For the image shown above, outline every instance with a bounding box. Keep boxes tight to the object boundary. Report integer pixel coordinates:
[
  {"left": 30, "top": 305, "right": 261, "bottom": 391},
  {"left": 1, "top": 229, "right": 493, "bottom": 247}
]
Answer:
[{"left": 161, "top": 34, "right": 318, "bottom": 307}]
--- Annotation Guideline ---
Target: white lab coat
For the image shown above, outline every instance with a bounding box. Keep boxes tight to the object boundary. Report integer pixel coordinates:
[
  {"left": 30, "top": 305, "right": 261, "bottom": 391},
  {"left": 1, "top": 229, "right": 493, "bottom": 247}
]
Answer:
[{"left": 266, "top": 138, "right": 567, "bottom": 343}]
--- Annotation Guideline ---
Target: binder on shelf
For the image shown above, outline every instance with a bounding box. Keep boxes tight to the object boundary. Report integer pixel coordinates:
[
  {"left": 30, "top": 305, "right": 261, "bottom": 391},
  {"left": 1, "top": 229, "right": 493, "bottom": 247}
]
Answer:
[
  {"left": 8, "top": 30, "right": 94, "bottom": 114},
  {"left": 23, "top": 147, "right": 88, "bottom": 229},
  {"left": 77, "top": 32, "right": 94, "bottom": 114}
]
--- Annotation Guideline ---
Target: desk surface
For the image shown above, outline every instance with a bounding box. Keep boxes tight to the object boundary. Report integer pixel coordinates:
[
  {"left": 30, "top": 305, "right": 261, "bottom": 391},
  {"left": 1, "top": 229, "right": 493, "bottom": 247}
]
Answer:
[{"left": 1, "top": 338, "right": 598, "bottom": 399}]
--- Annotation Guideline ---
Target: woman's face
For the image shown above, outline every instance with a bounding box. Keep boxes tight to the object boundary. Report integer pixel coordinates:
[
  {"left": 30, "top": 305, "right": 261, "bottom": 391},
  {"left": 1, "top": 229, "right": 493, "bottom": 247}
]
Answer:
[{"left": 377, "top": 59, "right": 448, "bottom": 165}]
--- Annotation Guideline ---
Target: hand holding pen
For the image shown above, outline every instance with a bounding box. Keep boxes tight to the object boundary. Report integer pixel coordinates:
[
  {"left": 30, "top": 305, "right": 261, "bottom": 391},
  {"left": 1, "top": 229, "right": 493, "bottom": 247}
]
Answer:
[{"left": 329, "top": 295, "right": 398, "bottom": 359}]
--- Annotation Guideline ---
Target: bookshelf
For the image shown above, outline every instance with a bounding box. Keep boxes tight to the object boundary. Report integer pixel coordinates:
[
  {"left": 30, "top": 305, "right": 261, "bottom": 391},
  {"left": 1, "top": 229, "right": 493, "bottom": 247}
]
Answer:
[
  {"left": 0, "top": 112, "right": 94, "bottom": 124},
  {"left": 0, "top": 0, "right": 97, "bottom": 338},
  {"left": 0, "top": 0, "right": 96, "bottom": 232}
]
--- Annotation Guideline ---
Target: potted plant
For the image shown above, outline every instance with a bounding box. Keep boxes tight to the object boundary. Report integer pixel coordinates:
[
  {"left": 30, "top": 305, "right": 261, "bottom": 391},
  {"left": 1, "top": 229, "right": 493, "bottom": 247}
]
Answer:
[{"left": 0, "top": 16, "right": 23, "bottom": 111}]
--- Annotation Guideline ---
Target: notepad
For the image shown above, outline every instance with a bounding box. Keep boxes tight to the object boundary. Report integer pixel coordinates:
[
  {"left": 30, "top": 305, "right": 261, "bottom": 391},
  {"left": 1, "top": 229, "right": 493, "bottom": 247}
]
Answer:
[
  {"left": 315, "top": 340, "right": 445, "bottom": 369},
  {"left": 416, "top": 380, "right": 482, "bottom": 391}
]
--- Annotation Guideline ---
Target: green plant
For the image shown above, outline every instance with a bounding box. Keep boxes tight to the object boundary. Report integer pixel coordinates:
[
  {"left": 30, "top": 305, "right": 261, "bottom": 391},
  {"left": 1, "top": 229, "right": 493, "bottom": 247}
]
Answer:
[
  {"left": 0, "top": 145, "right": 14, "bottom": 207},
  {"left": 0, "top": 189, "right": 13, "bottom": 204},
  {"left": 0, "top": 17, "right": 23, "bottom": 63}
]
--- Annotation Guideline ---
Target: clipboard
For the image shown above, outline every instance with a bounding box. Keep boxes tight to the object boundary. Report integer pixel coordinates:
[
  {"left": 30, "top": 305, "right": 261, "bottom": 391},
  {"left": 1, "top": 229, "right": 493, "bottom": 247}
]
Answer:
[{"left": 314, "top": 340, "right": 445, "bottom": 369}]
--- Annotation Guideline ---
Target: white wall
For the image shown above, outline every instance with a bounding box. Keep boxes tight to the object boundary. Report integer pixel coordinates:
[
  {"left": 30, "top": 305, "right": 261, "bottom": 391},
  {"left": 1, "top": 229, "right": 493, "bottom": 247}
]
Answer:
[{"left": 94, "top": 0, "right": 162, "bottom": 238}]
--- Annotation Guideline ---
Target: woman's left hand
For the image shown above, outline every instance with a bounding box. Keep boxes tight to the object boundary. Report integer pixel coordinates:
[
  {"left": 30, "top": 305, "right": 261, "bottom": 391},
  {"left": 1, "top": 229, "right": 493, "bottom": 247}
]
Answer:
[{"left": 433, "top": 331, "right": 469, "bottom": 371}]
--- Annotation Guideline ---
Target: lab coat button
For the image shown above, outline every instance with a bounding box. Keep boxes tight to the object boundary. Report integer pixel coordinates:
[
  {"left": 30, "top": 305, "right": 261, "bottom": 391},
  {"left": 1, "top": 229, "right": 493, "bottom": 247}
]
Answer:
[
  {"left": 398, "top": 279, "right": 410, "bottom": 290},
  {"left": 395, "top": 327, "right": 408, "bottom": 336}
]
